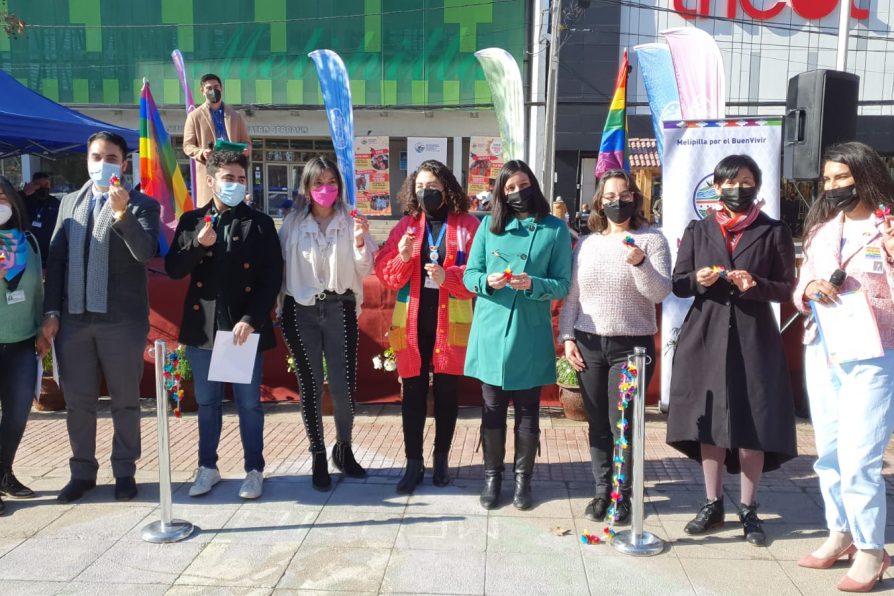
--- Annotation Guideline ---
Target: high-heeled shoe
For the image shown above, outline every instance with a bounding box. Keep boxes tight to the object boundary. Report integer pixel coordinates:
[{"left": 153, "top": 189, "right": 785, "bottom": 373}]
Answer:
[
  {"left": 837, "top": 551, "right": 890, "bottom": 593},
  {"left": 798, "top": 544, "right": 857, "bottom": 569}
]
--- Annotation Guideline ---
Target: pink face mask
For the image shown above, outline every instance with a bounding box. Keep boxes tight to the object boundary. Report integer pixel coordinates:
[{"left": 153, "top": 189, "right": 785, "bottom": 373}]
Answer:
[{"left": 310, "top": 184, "right": 339, "bottom": 207}]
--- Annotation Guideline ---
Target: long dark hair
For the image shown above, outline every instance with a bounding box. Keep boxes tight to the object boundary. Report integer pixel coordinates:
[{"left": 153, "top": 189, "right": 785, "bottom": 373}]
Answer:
[
  {"left": 400, "top": 159, "right": 470, "bottom": 218},
  {"left": 588, "top": 169, "right": 649, "bottom": 233},
  {"left": 0, "top": 176, "right": 28, "bottom": 232},
  {"left": 295, "top": 156, "right": 347, "bottom": 216},
  {"left": 490, "top": 159, "right": 550, "bottom": 234},
  {"left": 803, "top": 141, "right": 894, "bottom": 249}
]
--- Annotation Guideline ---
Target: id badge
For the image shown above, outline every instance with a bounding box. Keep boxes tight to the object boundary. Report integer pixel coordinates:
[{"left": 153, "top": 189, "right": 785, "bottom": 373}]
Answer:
[
  {"left": 424, "top": 276, "right": 441, "bottom": 290},
  {"left": 6, "top": 290, "right": 25, "bottom": 305},
  {"left": 31, "top": 220, "right": 42, "bottom": 229},
  {"left": 863, "top": 246, "right": 884, "bottom": 274}
]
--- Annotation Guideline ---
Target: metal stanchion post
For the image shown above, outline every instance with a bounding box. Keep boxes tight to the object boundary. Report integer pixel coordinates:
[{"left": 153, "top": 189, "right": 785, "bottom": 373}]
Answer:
[
  {"left": 612, "top": 346, "right": 664, "bottom": 556},
  {"left": 141, "top": 339, "right": 194, "bottom": 543}
]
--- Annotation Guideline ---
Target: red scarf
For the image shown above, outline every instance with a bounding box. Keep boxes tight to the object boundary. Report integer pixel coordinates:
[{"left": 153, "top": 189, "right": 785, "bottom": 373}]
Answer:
[{"left": 714, "top": 203, "right": 761, "bottom": 254}]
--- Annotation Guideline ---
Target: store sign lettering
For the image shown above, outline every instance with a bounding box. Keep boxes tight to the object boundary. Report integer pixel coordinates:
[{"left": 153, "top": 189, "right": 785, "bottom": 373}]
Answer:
[{"left": 673, "top": 0, "right": 869, "bottom": 21}]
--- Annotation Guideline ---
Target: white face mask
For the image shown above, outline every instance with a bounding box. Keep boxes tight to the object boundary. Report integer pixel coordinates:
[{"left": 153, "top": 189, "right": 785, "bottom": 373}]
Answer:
[
  {"left": 0, "top": 204, "right": 11, "bottom": 226},
  {"left": 88, "top": 160, "right": 122, "bottom": 187}
]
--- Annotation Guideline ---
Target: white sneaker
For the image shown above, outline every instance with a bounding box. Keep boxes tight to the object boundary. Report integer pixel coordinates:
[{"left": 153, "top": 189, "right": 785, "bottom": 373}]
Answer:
[
  {"left": 239, "top": 470, "right": 263, "bottom": 499},
  {"left": 189, "top": 466, "right": 221, "bottom": 497}
]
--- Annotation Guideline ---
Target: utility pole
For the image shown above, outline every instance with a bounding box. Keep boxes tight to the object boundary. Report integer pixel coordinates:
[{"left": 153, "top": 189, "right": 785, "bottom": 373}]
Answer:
[
  {"left": 836, "top": 1, "right": 849, "bottom": 71},
  {"left": 541, "top": 0, "right": 563, "bottom": 201}
]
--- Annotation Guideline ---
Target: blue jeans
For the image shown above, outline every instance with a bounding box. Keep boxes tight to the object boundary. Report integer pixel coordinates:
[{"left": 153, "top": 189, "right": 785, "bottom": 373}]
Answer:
[
  {"left": 805, "top": 342, "right": 894, "bottom": 549},
  {"left": 186, "top": 345, "right": 265, "bottom": 472},
  {"left": 0, "top": 338, "right": 37, "bottom": 471}
]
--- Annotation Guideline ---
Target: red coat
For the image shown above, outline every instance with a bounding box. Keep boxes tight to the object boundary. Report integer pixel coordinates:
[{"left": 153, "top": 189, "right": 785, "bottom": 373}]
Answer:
[{"left": 375, "top": 212, "right": 479, "bottom": 378}]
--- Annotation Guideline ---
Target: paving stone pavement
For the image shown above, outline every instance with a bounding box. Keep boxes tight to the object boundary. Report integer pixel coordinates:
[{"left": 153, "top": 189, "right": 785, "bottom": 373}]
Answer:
[{"left": 3, "top": 402, "right": 894, "bottom": 595}]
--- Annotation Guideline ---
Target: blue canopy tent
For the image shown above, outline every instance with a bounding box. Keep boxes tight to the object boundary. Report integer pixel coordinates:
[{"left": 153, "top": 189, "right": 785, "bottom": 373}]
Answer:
[{"left": 0, "top": 69, "right": 139, "bottom": 157}]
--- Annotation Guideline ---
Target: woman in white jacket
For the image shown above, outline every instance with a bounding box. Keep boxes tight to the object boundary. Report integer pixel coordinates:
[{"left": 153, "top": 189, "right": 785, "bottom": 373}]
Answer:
[{"left": 279, "top": 156, "right": 377, "bottom": 490}]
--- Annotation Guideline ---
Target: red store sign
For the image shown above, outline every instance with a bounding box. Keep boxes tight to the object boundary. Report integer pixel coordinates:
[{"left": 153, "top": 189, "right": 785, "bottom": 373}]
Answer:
[{"left": 673, "top": 0, "right": 869, "bottom": 21}]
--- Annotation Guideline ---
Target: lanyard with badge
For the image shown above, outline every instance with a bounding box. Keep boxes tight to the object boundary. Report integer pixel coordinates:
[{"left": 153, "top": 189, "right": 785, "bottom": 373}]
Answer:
[{"left": 424, "top": 222, "right": 446, "bottom": 289}]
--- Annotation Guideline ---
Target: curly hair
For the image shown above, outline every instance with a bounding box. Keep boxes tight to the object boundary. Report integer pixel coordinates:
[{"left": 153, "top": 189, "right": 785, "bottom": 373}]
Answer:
[
  {"left": 588, "top": 169, "right": 648, "bottom": 233},
  {"left": 400, "top": 159, "right": 470, "bottom": 217}
]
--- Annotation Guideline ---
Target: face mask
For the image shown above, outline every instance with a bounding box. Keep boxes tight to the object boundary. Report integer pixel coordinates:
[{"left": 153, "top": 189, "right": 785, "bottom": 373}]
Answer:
[
  {"left": 719, "top": 186, "right": 758, "bottom": 213},
  {"left": 310, "top": 184, "right": 339, "bottom": 208},
  {"left": 825, "top": 185, "right": 860, "bottom": 213},
  {"left": 602, "top": 199, "right": 636, "bottom": 224},
  {"left": 0, "top": 204, "right": 11, "bottom": 226},
  {"left": 417, "top": 188, "right": 448, "bottom": 220},
  {"left": 205, "top": 88, "right": 221, "bottom": 103},
  {"left": 505, "top": 186, "right": 540, "bottom": 214},
  {"left": 216, "top": 181, "right": 245, "bottom": 207},
  {"left": 88, "top": 160, "right": 122, "bottom": 187}
]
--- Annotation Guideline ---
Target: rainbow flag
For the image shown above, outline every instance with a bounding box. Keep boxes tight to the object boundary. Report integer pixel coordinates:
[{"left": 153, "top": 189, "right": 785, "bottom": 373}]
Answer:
[
  {"left": 594, "top": 49, "right": 631, "bottom": 178},
  {"left": 139, "top": 80, "right": 193, "bottom": 256}
]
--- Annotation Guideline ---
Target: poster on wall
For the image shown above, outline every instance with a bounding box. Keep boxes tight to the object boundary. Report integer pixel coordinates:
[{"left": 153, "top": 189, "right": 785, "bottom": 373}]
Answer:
[
  {"left": 406, "top": 137, "right": 447, "bottom": 174},
  {"left": 354, "top": 136, "right": 391, "bottom": 215},
  {"left": 659, "top": 118, "right": 782, "bottom": 411},
  {"left": 467, "top": 136, "right": 504, "bottom": 208}
]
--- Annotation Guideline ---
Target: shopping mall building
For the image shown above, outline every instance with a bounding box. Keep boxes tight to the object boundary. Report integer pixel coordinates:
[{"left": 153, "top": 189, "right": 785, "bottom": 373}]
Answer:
[{"left": 2, "top": 0, "right": 892, "bottom": 228}]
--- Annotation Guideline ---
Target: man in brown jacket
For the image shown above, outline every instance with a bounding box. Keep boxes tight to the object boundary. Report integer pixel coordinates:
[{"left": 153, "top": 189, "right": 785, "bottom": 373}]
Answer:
[{"left": 183, "top": 74, "right": 251, "bottom": 207}]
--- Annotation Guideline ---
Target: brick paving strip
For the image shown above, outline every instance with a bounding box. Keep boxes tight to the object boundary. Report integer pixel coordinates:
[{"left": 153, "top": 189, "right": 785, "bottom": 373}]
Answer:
[{"left": 1, "top": 401, "right": 893, "bottom": 595}]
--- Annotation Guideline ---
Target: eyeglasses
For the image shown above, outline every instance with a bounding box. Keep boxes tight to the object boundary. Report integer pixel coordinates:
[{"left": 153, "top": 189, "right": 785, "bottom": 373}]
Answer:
[{"left": 602, "top": 191, "right": 634, "bottom": 203}]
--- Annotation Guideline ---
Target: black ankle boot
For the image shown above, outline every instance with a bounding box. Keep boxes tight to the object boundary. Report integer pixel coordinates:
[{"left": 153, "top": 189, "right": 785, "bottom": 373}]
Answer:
[
  {"left": 512, "top": 430, "right": 539, "bottom": 511},
  {"left": 684, "top": 497, "right": 725, "bottom": 535},
  {"left": 57, "top": 478, "right": 97, "bottom": 503},
  {"left": 432, "top": 452, "right": 450, "bottom": 487},
  {"left": 332, "top": 442, "right": 367, "bottom": 478},
  {"left": 584, "top": 497, "right": 609, "bottom": 521},
  {"left": 312, "top": 451, "right": 331, "bottom": 491},
  {"left": 738, "top": 502, "right": 766, "bottom": 546},
  {"left": 0, "top": 470, "right": 34, "bottom": 498},
  {"left": 479, "top": 426, "right": 506, "bottom": 510},
  {"left": 396, "top": 459, "right": 425, "bottom": 494}
]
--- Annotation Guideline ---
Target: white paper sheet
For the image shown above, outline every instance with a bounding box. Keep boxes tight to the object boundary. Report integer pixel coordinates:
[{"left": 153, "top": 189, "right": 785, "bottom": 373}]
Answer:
[
  {"left": 811, "top": 289, "right": 884, "bottom": 364},
  {"left": 208, "top": 331, "right": 260, "bottom": 384}
]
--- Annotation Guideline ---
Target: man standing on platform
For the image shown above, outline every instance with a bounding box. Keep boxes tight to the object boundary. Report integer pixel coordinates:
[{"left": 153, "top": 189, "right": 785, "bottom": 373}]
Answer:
[
  {"left": 42, "top": 131, "right": 160, "bottom": 503},
  {"left": 20, "top": 172, "right": 59, "bottom": 267},
  {"left": 165, "top": 151, "right": 282, "bottom": 499},
  {"left": 183, "top": 74, "right": 252, "bottom": 207}
]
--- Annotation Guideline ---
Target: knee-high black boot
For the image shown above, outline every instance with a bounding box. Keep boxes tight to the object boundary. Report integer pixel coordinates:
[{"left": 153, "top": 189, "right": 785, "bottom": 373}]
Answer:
[
  {"left": 480, "top": 426, "right": 506, "bottom": 510},
  {"left": 512, "top": 430, "right": 540, "bottom": 510}
]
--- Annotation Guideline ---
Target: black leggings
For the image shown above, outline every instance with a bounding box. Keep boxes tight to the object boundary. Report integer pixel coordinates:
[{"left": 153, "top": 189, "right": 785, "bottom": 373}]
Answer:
[
  {"left": 401, "top": 295, "right": 459, "bottom": 460},
  {"left": 481, "top": 384, "right": 541, "bottom": 433}
]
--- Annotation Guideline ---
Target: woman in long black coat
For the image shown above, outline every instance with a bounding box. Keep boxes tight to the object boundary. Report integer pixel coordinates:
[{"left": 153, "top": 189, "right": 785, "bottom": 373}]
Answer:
[{"left": 666, "top": 154, "right": 796, "bottom": 547}]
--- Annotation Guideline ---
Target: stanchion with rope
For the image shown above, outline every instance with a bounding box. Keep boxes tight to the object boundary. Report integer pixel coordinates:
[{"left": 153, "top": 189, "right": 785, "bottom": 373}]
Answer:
[
  {"left": 141, "top": 339, "right": 194, "bottom": 543},
  {"left": 612, "top": 346, "right": 664, "bottom": 556}
]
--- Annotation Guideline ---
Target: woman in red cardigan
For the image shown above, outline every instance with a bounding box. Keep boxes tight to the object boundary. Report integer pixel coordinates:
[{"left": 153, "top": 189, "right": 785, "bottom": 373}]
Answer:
[{"left": 375, "top": 160, "right": 479, "bottom": 494}]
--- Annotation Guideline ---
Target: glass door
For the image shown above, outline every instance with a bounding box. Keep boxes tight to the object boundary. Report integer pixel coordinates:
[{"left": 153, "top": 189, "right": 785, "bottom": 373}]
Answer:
[{"left": 265, "top": 163, "right": 290, "bottom": 217}]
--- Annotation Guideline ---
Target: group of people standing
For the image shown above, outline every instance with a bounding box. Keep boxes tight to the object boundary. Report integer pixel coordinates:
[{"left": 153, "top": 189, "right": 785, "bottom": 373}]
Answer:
[{"left": 0, "top": 85, "right": 891, "bottom": 590}]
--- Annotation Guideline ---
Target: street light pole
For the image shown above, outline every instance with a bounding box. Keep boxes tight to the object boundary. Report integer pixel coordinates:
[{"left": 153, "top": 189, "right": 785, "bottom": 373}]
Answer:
[
  {"left": 836, "top": 1, "right": 850, "bottom": 71},
  {"left": 542, "top": 0, "right": 563, "bottom": 201}
]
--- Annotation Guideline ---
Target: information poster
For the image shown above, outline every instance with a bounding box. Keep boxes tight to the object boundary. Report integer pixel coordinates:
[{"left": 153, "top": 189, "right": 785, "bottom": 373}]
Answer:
[
  {"left": 407, "top": 137, "right": 447, "bottom": 174},
  {"left": 354, "top": 136, "right": 391, "bottom": 215},
  {"left": 467, "top": 136, "right": 504, "bottom": 208}
]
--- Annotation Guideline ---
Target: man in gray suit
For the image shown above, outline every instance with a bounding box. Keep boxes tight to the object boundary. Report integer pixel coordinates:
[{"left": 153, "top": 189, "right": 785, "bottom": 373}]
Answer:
[{"left": 42, "top": 131, "right": 160, "bottom": 503}]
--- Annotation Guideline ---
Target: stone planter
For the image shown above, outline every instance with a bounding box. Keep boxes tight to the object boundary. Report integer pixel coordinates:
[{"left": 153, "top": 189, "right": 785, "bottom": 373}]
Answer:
[
  {"left": 170, "top": 379, "right": 199, "bottom": 413},
  {"left": 558, "top": 384, "right": 587, "bottom": 421}
]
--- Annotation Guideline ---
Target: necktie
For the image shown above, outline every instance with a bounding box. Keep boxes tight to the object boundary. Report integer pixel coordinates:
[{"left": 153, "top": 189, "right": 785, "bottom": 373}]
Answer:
[{"left": 92, "top": 193, "right": 107, "bottom": 220}]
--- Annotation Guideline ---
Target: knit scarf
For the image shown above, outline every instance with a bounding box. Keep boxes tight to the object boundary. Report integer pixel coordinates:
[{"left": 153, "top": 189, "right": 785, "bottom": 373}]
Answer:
[
  {"left": 67, "top": 181, "right": 115, "bottom": 314},
  {"left": 0, "top": 228, "right": 27, "bottom": 282},
  {"left": 714, "top": 202, "right": 761, "bottom": 254}
]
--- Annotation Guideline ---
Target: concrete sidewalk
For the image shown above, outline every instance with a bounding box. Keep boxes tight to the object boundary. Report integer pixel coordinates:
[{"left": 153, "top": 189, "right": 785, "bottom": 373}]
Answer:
[{"left": 1, "top": 402, "right": 893, "bottom": 595}]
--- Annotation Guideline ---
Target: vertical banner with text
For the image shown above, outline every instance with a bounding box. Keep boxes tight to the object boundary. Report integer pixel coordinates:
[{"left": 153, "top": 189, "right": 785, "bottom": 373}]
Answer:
[
  {"left": 354, "top": 136, "right": 391, "bottom": 215},
  {"left": 467, "top": 136, "right": 504, "bottom": 204},
  {"left": 660, "top": 118, "right": 783, "bottom": 410},
  {"left": 407, "top": 137, "right": 448, "bottom": 174}
]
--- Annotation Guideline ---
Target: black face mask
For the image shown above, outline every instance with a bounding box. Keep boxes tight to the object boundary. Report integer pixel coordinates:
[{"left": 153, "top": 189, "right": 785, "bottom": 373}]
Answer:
[
  {"left": 205, "top": 88, "right": 222, "bottom": 103},
  {"left": 825, "top": 185, "right": 860, "bottom": 213},
  {"left": 719, "top": 186, "right": 758, "bottom": 213},
  {"left": 602, "top": 200, "right": 636, "bottom": 224},
  {"left": 505, "top": 186, "right": 540, "bottom": 214},
  {"left": 417, "top": 188, "right": 448, "bottom": 220}
]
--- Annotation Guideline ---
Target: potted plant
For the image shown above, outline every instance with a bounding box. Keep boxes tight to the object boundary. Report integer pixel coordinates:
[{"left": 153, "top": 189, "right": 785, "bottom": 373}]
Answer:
[
  {"left": 35, "top": 349, "right": 64, "bottom": 412},
  {"left": 168, "top": 344, "right": 198, "bottom": 413},
  {"left": 556, "top": 356, "right": 587, "bottom": 421}
]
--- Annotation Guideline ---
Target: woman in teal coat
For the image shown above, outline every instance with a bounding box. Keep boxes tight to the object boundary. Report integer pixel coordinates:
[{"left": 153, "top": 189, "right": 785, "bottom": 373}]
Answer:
[{"left": 463, "top": 159, "right": 572, "bottom": 511}]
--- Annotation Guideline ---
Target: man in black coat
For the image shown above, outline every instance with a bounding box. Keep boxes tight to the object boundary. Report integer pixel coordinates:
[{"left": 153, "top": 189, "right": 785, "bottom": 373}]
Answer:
[
  {"left": 20, "top": 172, "right": 60, "bottom": 267},
  {"left": 165, "top": 151, "right": 282, "bottom": 500}
]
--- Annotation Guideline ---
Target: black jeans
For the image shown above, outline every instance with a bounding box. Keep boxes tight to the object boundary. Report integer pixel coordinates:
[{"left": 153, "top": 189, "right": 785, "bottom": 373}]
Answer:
[
  {"left": 0, "top": 338, "right": 37, "bottom": 471},
  {"left": 401, "top": 293, "right": 459, "bottom": 460},
  {"left": 575, "top": 330, "right": 655, "bottom": 497},
  {"left": 481, "top": 384, "right": 541, "bottom": 433}
]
